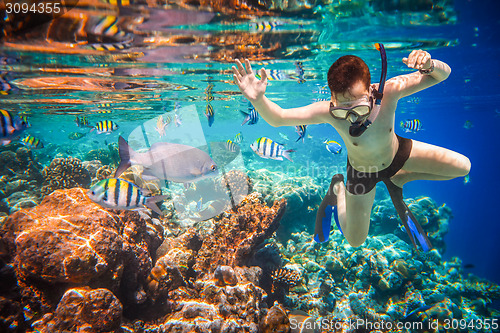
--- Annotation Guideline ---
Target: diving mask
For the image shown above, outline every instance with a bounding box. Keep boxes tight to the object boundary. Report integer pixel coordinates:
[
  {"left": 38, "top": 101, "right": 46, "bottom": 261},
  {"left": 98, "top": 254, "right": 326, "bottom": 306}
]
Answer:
[{"left": 329, "top": 94, "right": 373, "bottom": 122}]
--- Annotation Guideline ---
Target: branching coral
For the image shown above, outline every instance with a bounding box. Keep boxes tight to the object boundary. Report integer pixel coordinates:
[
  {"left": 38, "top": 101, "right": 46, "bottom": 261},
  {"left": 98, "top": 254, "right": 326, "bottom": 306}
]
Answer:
[{"left": 41, "top": 157, "right": 91, "bottom": 195}]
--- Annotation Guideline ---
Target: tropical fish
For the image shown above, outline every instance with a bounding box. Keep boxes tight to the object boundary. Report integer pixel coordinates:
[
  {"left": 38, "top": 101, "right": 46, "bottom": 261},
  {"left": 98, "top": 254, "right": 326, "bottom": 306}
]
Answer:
[
  {"left": 250, "top": 21, "right": 283, "bottom": 32},
  {"left": 400, "top": 119, "right": 422, "bottom": 133},
  {"left": 463, "top": 120, "right": 473, "bottom": 129},
  {"left": 104, "top": 0, "right": 131, "bottom": 6},
  {"left": 241, "top": 104, "right": 259, "bottom": 125},
  {"left": 115, "top": 136, "right": 219, "bottom": 184},
  {"left": 233, "top": 132, "right": 243, "bottom": 144},
  {"left": 295, "top": 61, "right": 305, "bottom": 83},
  {"left": 205, "top": 83, "right": 214, "bottom": 94},
  {"left": 324, "top": 140, "right": 342, "bottom": 154},
  {"left": 225, "top": 139, "right": 238, "bottom": 153},
  {"left": 68, "top": 132, "right": 86, "bottom": 140},
  {"left": 313, "top": 98, "right": 330, "bottom": 102},
  {"left": 314, "top": 85, "right": 330, "bottom": 95},
  {"left": 91, "top": 15, "right": 126, "bottom": 38},
  {"left": 20, "top": 115, "right": 31, "bottom": 127},
  {"left": 463, "top": 174, "right": 470, "bottom": 185},
  {"left": 205, "top": 92, "right": 214, "bottom": 102},
  {"left": 20, "top": 135, "right": 44, "bottom": 149},
  {"left": 206, "top": 103, "right": 215, "bottom": 127},
  {"left": 87, "top": 178, "right": 168, "bottom": 215},
  {"left": 256, "top": 69, "right": 289, "bottom": 81},
  {"left": 402, "top": 304, "right": 433, "bottom": 322},
  {"left": 75, "top": 116, "right": 91, "bottom": 128},
  {"left": 92, "top": 120, "right": 119, "bottom": 134},
  {"left": 155, "top": 115, "right": 169, "bottom": 137},
  {"left": 295, "top": 125, "right": 307, "bottom": 142},
  {"left": 250, "top": 137, "right": 295, "bottom": 162},
  {"left": 0, "top": 109, "right": 28, "bottom": 145},
  {"left": 278, "top": 132, "right": 289, "bottom": 141}
]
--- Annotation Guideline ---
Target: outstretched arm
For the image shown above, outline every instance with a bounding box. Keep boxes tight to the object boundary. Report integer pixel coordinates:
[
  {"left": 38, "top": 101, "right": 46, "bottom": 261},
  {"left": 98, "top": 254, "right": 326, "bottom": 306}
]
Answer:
[
  {"left": 232, "top": 59, "right": 330, "bottom": 127},
  {"left": 384, "top": 50, "right": 451, "bottom": 99}
]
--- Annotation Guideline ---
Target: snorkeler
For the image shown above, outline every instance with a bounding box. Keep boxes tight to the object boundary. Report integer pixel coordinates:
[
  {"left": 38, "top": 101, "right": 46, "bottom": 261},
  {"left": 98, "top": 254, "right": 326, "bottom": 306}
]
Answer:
[{"left": 232, "top": 46, "right": 470, "bottom": 251}]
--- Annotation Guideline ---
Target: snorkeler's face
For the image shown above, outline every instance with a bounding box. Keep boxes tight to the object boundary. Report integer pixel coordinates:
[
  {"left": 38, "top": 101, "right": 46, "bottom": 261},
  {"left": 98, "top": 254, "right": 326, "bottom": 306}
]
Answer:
[{"left": 330, "top": 81, "right": 372, "bottom": 123}]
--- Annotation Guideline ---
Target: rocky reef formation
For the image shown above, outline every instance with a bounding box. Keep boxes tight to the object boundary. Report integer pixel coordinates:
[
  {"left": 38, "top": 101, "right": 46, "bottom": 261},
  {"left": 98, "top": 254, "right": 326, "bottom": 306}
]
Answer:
[
  {"left": 249, "top": 168, "right": 322, "bottom": 240},
  {"left": 0, "top": 188, "right": 292, "bottom": 332},
  {"left": 83, "top": 143, "right": 120, "bottom": 167},
  {"left": 1, "top": 166, "right": 499, "bottom": 332},
  {"left": 0, "top": 187, "right": 163, "bottom": 331},
  {"left": 278, "top": 230, "right": 500, "bottom": 330},
  {"left": 0, "top": 147, "right": 44, "bottom": 214},
  {"left": 370, "top": 195, "right": 452, "bottom": 253}
]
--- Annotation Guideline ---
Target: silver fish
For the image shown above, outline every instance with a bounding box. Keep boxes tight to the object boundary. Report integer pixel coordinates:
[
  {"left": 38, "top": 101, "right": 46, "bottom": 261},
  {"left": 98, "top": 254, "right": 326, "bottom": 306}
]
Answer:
[{"left": 115, "top": 136, "right": 219, "bottom": 183}]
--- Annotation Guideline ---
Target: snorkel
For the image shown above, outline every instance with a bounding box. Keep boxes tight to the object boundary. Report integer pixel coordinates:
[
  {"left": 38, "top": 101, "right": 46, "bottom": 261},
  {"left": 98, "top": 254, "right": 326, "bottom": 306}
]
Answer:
[{"left": 349, "top": 43, "right": 387, "bottom": 137}]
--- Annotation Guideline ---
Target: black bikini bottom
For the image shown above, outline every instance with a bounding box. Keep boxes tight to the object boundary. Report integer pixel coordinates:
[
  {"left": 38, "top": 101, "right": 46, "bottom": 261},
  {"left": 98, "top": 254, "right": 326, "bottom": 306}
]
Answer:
[{"left": 345, "top": 134, "right": 412, "bottom": 195}]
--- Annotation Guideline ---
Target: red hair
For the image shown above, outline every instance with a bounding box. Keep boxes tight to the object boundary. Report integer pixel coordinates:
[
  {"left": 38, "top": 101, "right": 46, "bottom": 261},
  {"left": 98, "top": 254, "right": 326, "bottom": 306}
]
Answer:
[{"left": 327, "top": 55, "right": 371, "bottom": 96}]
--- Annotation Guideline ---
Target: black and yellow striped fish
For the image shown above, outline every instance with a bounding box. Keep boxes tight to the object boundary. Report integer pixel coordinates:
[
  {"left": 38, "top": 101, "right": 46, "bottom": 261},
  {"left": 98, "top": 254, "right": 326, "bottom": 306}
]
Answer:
[
  {"left": 21, "top": 135, "right": 44, "bottom": 149},
  {"left": 104, "top": 0, "right": 131, "bottom": 6},
  {"left": 225, "top": 139, "right": 238, "bottom": 153},
  {"left": 250, "top": 137, "right": 295, "bottom": 162},
  {"left": 250, "top": 21, "right": 283, "bottom": 32},
  {"left": 86, "top": 178, "right": 168, "bottom": 215},
  {"left": 93, "top": 120, "right": 119, "bottom": 134},
  {"left": 1, "top": 109, "right": 28, "bottom": 145},
  {"left": 400, "top": 119, "right": 423, "bottom": 133},
  {"left": 205, "top": 104, "right": 214, "bottom": 127},
  {"left": 75, "top": 116, "right": 90, "bottom": 128}
]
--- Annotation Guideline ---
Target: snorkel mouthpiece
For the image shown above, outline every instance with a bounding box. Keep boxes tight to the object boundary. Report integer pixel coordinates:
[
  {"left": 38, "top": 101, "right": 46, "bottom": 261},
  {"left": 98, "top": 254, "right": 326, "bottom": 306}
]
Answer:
[
  {"left": 349, "top": 43, "right": 387, "bottom": 137},
  {"left": 349, "top": 119, "right": 372, "bottom": 137}
]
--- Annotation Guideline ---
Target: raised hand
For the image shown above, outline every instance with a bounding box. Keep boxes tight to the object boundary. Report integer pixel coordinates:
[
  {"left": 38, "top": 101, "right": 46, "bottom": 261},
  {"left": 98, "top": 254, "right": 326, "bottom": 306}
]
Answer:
[
  {"left": 402, "top": 50, "right": 432, "bottom": 70},
  {"left": 232, "top": 59, "right": 268, "bottom": 102}
]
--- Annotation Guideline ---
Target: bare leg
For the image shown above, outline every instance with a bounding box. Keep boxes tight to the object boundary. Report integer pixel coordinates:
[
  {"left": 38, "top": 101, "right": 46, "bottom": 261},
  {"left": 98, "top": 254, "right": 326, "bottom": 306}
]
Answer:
[
  {"left": 400, "top": 140, "right": 471, "bottom": 177},
  {"left": 335, "top": 181, "right": 376, "bottom": 247},
  {"left": 391, "top": 170, "right": 457, "bottom": 187}
]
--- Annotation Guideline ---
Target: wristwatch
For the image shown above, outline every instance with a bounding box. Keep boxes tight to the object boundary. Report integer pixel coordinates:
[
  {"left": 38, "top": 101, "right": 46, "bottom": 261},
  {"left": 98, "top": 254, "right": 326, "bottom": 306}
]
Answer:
[{"left": 419, "top": 60, "right": 434, "bottom": 74}]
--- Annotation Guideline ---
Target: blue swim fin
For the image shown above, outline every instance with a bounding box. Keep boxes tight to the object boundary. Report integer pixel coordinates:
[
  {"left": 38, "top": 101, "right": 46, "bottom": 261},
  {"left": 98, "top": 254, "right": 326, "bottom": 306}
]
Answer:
[
  {"left": 313, "top": 205, "right": 342, "bottom": 243},
  {"left": 384, "top": 180, "right": 433, "bottom": 252},
  {"left": 314, "top": 205, "right": 333, "bottom": 243},
  {"left": 314, "top": 174, "right": 344, "bottom": 243},
  {"left": 404, "top": 213, "right": 431, "bottom": 253}
]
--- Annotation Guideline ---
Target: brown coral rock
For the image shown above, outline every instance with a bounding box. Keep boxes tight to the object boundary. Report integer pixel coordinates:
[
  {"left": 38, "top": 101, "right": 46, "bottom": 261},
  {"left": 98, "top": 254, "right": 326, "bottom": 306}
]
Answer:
[
  {"left": 260, "top": 302, "right": 290, "bottom": 333},
  {"left": 195, "top": 192, "right": 286, "bottom": 274},
  {"left": 0, "top": 188, "right": 163, "bottom": 313},
  {"left": 32, "top": 287, "right": 122, "bottom": 332}
]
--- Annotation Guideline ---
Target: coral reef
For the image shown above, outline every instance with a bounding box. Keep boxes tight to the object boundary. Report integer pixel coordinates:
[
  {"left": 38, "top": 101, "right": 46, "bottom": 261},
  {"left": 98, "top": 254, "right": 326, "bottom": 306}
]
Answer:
[
  {"left": 249, "top": 168, "right": 322, "bottom": 239},
  {"left": 119, "top": 165, "right": 163, "bottom": 196},
  {"left": 0, "top": 164, "right": 498, "bottom": 332},
  {"left": 215, "top": 169, "right": 253, "bottom": 204},
  {"left": 370, "top": 195, "right": 452, "bottom": 253},
  {"left": 276, "top": 229, "right": 500, "bottom": 328},
  {"left": 40, "top": 157, "right": 91, "bottom": 195},
  {"left": 31, "top": 287, "right": 123, "bottom": 332},
  {"left": 0, "top": 147, "right": 44, "bottom": 214},
  {"left": 0, "top": 188, "right": 163, "bottom": 323},
  {"left": 84, "top": 143, "right": 119, "bottom": 166},
  {"left": 194, "top": 192, "right": 286, "bottom": 273},
  {"left": 0, "top": 188, "right": 292, "bottom": 332}
]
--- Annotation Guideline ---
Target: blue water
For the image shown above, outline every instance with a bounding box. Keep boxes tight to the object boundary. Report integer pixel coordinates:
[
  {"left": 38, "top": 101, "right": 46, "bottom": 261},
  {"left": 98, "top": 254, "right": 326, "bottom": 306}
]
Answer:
[{"left": 1, "top": 0, "right": 499, "bottom": 285}]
